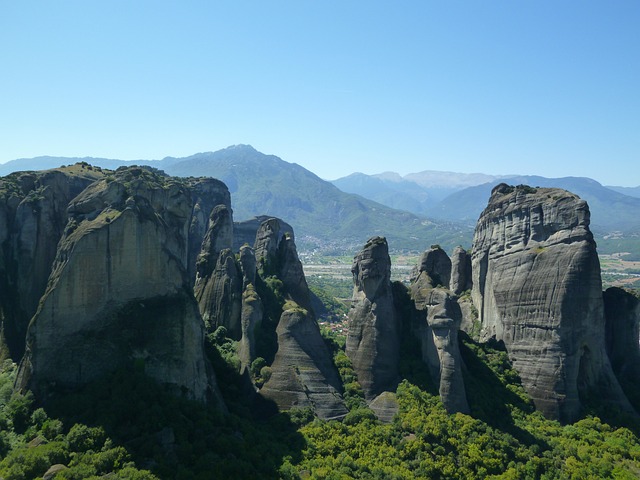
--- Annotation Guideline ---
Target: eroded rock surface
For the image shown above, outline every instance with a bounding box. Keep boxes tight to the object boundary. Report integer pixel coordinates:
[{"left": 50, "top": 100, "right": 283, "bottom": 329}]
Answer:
[
  {"left": 250, "top": 217, "right": 347, "bottom": 418},
  {"left": 0, "top": 165, "right": 103, "bottom": 359},
  {"left": 346, "top": 236, "right": 399, "bottom": 400},
  {"left": 411, "top": 250, "right": 469, "bottom": 414},
  {"left": 604, "top": 287, "right": 640, "bottom": 384},
  {"left": 187, "top": 178, "right": 231, "bottom": 284},
  {"left": 450, "top": 246, "right": 472, "bottom": 295},
  {"left": 471, "top": 183, "right": 631, "bottom": 422},
  {"left": 194, "top": 205, "right": 242, "bottom": 337},
  {"left": 411, "top": 245, "right": 451, "bottom": 289},
  {"left": 259, "top": 305, "right": 348, "bottom": 420},
  {"left": 16, "top": 167, "right": 213, "bottom": 401}
]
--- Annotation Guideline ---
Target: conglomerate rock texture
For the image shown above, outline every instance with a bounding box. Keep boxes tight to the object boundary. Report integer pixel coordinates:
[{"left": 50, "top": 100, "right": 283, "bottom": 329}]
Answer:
[
  {"left": 346, "top": 236, "right": 399, "bottom": 401},
  {"left": 471, "top": 183, "right": 631, "bottom": 422},
  {"left": 16, "top": 167, "right": 213, "bottom": 401}
]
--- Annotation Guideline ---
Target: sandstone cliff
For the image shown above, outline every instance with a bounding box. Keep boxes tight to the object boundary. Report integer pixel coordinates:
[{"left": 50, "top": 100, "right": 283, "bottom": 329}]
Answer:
[
  {"left": 346, "top": 236, "right": 399, "bottom": 401},
  {"left": 16, "top": 167, "right": 213, "bottom": 401},
  {"left": 0, "top": 164, "right": 104, "bottom": 359},
  {"left": 471, "top": 183, "right": 631, "bottom": 421}
]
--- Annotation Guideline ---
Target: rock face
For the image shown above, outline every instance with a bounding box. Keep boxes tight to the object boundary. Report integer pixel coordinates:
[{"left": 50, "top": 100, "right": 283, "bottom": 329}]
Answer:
[
  {"left": 237, "top": 283, "right": 263, "bottom": 372},
  {"left": 411, "top": 245, "right": 451, "bottom": 289},
  {"left": 233, "top": 216, "right": 293, "bottom": 253},
  {"left": 16, "top": 167, "right": 213, "bottom": 401},
  {"left": 260, "top": 306, "right": 348, "bottom": 420},
  {"left": 194, "top": 205, "right": 242, "bottom": 337},
  {"left": 411, "top": 249, "right": 469, "bottom": 414},
  {"left": 346, "top": 236, "right": 399, "bottom": 401},
  {"left": 187, "top": 178, "right": 231, "bottom": 284},
  {"left": 0, "top": 165, "right": 104, "bottom": 359},
  {"left": 471, "top": 183, "right": 631, "bottom": 422},
  {"left": 254, "top": 218, "right": 347, "bottom": 419},
  {"left": 604, "top": 287, "right": 640, "bottom": 384},
  {"left": 450, "top": 246, "right": 472, "bottom": 295}
]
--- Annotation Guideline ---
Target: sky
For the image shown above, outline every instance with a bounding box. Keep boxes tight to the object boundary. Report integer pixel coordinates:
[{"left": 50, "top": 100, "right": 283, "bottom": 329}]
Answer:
[{"left": 1, "top": 1, "right": 638, "bottom": 186}]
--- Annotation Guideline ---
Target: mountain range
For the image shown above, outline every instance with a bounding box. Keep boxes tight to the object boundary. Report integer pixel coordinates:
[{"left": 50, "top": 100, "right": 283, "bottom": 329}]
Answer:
[{"left": 1, "top": 145, "right": 638, "bottom": 255}]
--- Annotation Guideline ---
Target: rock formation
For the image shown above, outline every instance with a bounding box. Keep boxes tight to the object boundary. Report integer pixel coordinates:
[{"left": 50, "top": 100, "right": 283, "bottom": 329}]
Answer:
[
  {"left": 259, "top": 304, "right": 348, "bottom": 420},
  {"left": 0, "top": 165, "right": 104, "bottom": 359},
  {"left": 411, "top": 245, "right": 451, "bottom": 289},
  {"left": 410, "top": 248, "right": 469, "bottom": 414},
  {"left": 471, "top": 183, "right": 631, "bottom": 422},
  {"left": 604, "top": 287, "right": 640, "bottom": 384},
  {"left": 450, "top": 246, "right": 472, "bottom": 295},
  {"left": 186, "top": 178, "right": 231, "bottom": 284},
  {"left": 253, "top": 218, "right": 347, "bottom": 419},
  {"left": 346, "top": 236, "right": 399, "bottom": 401},
  {"left": 233, "top": 216, "right": 293, "bottom": 253},
  {"left": 237, "top": 283, "right": 263, "bottom": 372},
  {"left": 16, "top": 167, "right": 213, "bottom": 401},
  {"left": 194, "top": 205, "right": 242, "bottom": 337}
]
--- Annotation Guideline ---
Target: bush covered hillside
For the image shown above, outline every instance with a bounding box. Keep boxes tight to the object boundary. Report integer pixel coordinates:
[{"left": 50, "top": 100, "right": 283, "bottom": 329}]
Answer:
[{"left": 1, "top": 323, "right": 640, "bottom": 479}]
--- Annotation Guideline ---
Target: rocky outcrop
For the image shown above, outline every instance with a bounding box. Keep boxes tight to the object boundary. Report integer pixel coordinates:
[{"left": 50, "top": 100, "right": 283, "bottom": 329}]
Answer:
[
  {"left": 471, "top": 183, "right": 631, "bottom": 422},
  {"left": 237, "top": 284, "right": 263, "bottom": 372},
  {"left": 0, "top": 165, "right": 104, "bottom": 359},
  {"left": 195, "top": 249, "right": 243, "bottom": 337},
  {"left": 604, "top": 287, "right": 640, "bottom": 383},
  {"left": 233, "top": 216, "right": 293, "bottom": 253},
  {"left": 411, "top": 245, "right": 451, "bottom": 289},
  {"left": 16, "top": 167, "right": 213, "bottom": 401},
  {"left": 252, "top": 217, "right": 347, "bottom": 418},
  {"left": 411, "top": 250, "right": 469, "bottom": 414},
  {"left": 186, "top": 178, "right": 231, "bottom": 284},
  {"left": 259, "top": 305, "right": 348, "bottom": 420},
  {"left": 194, "top": 205, "right": 242, "bottom": 337},
  {"left": 450, "top": 246, "right": 472, "bottom": 295},
  {"left": 346, "top": 236, "right": 399, "bottom": 401}
]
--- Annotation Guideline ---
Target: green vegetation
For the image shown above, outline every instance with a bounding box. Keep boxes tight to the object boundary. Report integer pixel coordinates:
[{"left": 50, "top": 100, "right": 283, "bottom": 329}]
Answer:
[
  {"left": 2, "top": 278, "right": 640, "bottom": 478},
  {"left": 1, "top": 329, "right": 640, "bottom": 478}
]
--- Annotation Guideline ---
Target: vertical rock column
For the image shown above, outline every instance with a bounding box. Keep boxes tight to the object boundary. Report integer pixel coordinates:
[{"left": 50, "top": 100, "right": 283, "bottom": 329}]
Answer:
[
  {"left": 471, "top": 183, "right": 632, "bottom": 422},
  {"left": 410, "top": 246, "right": 469, "bottom": 414},
  {"left": 346, "top": 236, "right": 400, "bottom": 401},
  {"left": 255, "top": 218, "right": 348, "bottom": 419}
]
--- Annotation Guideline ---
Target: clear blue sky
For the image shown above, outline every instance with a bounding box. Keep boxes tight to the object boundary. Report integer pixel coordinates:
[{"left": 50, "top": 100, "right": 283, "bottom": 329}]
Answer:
[{"left": 1, "top": 1, "right": 638, "bottom": 185}]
